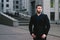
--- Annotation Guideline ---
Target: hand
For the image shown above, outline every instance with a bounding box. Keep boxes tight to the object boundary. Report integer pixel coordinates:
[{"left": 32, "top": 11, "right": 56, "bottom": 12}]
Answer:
[
  {"left": 41, "top": 34, "right": 46, "bottom": 39},
  {"left": 31, "top": 33, "right": 36, "bottom": 38}
]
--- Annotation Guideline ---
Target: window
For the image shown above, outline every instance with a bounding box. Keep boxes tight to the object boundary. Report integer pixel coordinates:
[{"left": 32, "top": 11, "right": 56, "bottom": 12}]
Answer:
[
  {"left": 6, "top": 4, "right": 9, "bottom": 7},
  {"left": 2, "top": 4, "right": 4, "bottom": 7},
  {"left": 50, "top": 12, "right": 55, "bottom": 21},
  {"left": 16, "top": 1, "right": 19, "bottom": 4},
  {"left": 16, "top": 6, "right": 19, "bottom": 9},
  {"left": 59, "top": 12, "right": 60, "bottom": 20},
  {"left": 1, "top": 0, "right": 4, "bottom": 2},
  {"left": 1, "top": 4, "right": 4, "bottom": 9},
  {"left": 50, "top": 0, "right": 54, "bottom": 8},
  {"left": 59, "top": 0, "right": 60, "bottom": 8},
  {"left": 6, "top": 0, "right": 9, "bottom": 2}
]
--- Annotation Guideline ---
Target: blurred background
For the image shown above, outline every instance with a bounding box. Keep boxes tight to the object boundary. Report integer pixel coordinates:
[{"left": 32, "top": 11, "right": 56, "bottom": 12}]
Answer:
[{"left": 0, "top": 0, "right": 60, "bottom": 40}]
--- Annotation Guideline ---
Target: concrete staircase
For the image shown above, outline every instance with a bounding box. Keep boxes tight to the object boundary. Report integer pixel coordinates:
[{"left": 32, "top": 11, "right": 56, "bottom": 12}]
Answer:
[
  {"left": 3, "top": 12, "right": 31, "bottom": 26},
  {"left": 18, "top": 19, "right": 29, "bottom": 26},
  {"left": 13, "top": 16, "right": 30, "bottom": 26},
  {"left": 11, "top": 13, "right": 30, "bottom": 26}
]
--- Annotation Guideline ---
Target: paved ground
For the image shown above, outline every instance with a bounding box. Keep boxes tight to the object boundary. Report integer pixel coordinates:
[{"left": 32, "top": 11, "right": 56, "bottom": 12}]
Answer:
[
  {"left": 0, "top": 24, "right": 32, "bottom": 40},
  {"left": 16, "top": 24, "right": 60, "bottom": 37},
  {"left": 0, "top": 24, "right": 60, "bottom": 40}
]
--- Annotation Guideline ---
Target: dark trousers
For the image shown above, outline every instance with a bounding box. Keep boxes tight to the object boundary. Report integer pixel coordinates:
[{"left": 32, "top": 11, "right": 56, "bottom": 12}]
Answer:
[{"left": 33, "top": 36, "right": 46, "bottom": 40}]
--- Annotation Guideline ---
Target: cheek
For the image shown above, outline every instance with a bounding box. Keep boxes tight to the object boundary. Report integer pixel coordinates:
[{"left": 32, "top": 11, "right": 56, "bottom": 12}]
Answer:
[{"left": 38, "top": 9, "right": 41, "bottom": 11}]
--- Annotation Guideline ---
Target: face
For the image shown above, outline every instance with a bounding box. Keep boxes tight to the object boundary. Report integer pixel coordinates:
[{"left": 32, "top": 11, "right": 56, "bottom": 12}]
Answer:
[{"left": 36, "top": 6, "right": 42, "bottom": 13}]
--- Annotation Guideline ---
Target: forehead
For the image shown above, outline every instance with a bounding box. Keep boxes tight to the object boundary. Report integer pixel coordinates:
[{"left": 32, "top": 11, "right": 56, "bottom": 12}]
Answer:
[{"left": 37, "top": 6, "right": 42, "bottom": 8}]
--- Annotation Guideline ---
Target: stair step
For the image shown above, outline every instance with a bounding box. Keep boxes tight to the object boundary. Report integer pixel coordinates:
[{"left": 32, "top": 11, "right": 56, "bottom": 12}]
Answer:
[
  {"left": 19, "top": 23, "right": 29, "bottom": 24},
  {"left": 19, "top": 23, "right": 29, "bottom": 26},
  {"left": 19, "top": 21, "right": 29, "bottom": 23}
]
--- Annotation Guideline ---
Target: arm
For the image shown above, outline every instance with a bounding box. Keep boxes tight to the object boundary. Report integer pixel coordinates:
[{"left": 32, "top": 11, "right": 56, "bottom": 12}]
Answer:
[
  {"left": 44, "top": 15, "right": 50, "bottom": 35},
  {"left": 41, "top": 15, "right": 50, "bottom": 38},
  {"left": 29, "top": 16, "right": 33, "bottom": 35},
  {"left": 29, "top": 16, "right": 36, "bottom": 38}
]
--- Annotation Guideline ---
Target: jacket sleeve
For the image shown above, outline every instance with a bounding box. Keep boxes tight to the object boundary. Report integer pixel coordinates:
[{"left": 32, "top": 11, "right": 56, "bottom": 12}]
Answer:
[
  {"left": 43, "top": 15, "right": 50, "bottom": 35},
  {"left": 29, "top": 16, "right": 33, "bottom": 35}
]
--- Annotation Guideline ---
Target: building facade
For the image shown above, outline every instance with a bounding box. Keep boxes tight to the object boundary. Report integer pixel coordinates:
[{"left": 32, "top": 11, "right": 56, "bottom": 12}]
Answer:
[
  {"left": 1, "top": 0, "right": 13, "bottom": 12},
  {"left": 0, "top": 0, "right": 31, "bottom": 15},
  {"left": 13, "top": 0, "right": 22, "bottom": 12},
  {"left": 0, "top": 0, "right": 60, "bottom": 23}
]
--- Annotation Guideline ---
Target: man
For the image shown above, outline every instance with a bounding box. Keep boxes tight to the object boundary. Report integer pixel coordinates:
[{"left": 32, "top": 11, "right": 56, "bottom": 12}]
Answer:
[{"left": 29, "top": 4, "right": 50, "bottom": 40}]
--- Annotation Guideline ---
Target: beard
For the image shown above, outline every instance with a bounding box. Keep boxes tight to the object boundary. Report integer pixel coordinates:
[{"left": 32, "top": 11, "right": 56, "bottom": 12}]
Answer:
[{"left": 37, "top": 11, "right": 41, "bottom": 14}]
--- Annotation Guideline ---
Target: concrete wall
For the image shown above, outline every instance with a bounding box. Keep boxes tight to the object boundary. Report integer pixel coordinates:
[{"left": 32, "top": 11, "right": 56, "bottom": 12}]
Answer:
[
  {"left": 43, "top": 0, "right": 50, "bottom": 20},
  {"left": 55, "top": 0, "right": 59, "bottom": 21},
  {"left": 0, "top": 12, "right": 19, "bottom": 27}
]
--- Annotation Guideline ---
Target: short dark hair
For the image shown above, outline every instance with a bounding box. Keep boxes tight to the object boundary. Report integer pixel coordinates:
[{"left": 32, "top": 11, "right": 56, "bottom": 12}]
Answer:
[{"left": 36, "top": 4, "right": 42, "bottom": 8}]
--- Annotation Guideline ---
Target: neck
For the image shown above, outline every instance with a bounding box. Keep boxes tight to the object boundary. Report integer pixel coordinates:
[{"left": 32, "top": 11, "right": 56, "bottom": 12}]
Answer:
[{"left": 37, "top": 12, "right": 41, "bottom": 16}]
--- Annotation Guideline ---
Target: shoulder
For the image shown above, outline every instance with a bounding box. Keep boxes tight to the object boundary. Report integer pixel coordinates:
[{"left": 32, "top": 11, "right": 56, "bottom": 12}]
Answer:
[
  {"left": 41, "top": 13, "right": 47, "bottom": 16},
  {"left": 41, "top": 14, "right": 48, "bottom": 18},
  {"left": 31, "top": 14, "right": 36, "bottom": 18}
]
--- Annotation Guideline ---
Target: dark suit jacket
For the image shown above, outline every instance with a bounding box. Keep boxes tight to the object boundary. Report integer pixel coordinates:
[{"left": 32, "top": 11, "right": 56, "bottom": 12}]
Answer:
[{"left": 29, "top": 13, "right": 50, "bottom": 36}]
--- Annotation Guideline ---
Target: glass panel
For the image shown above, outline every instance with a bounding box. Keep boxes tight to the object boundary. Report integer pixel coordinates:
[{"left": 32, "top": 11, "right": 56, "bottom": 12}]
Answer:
[
  {"left": 59, "top": 0, "right": 60, "bottom": 8},
  {"left": 6, "top": 4, "right": 9, "bottom": 7},
  {"left": 59, "top": 12, "right": 60, "bottom": 20},
  {"left": 50, "top": 0, "right": 54, "bottom": 8},
  {"left": 50, "top": 12, "right": 55, "bottom": 21}
]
